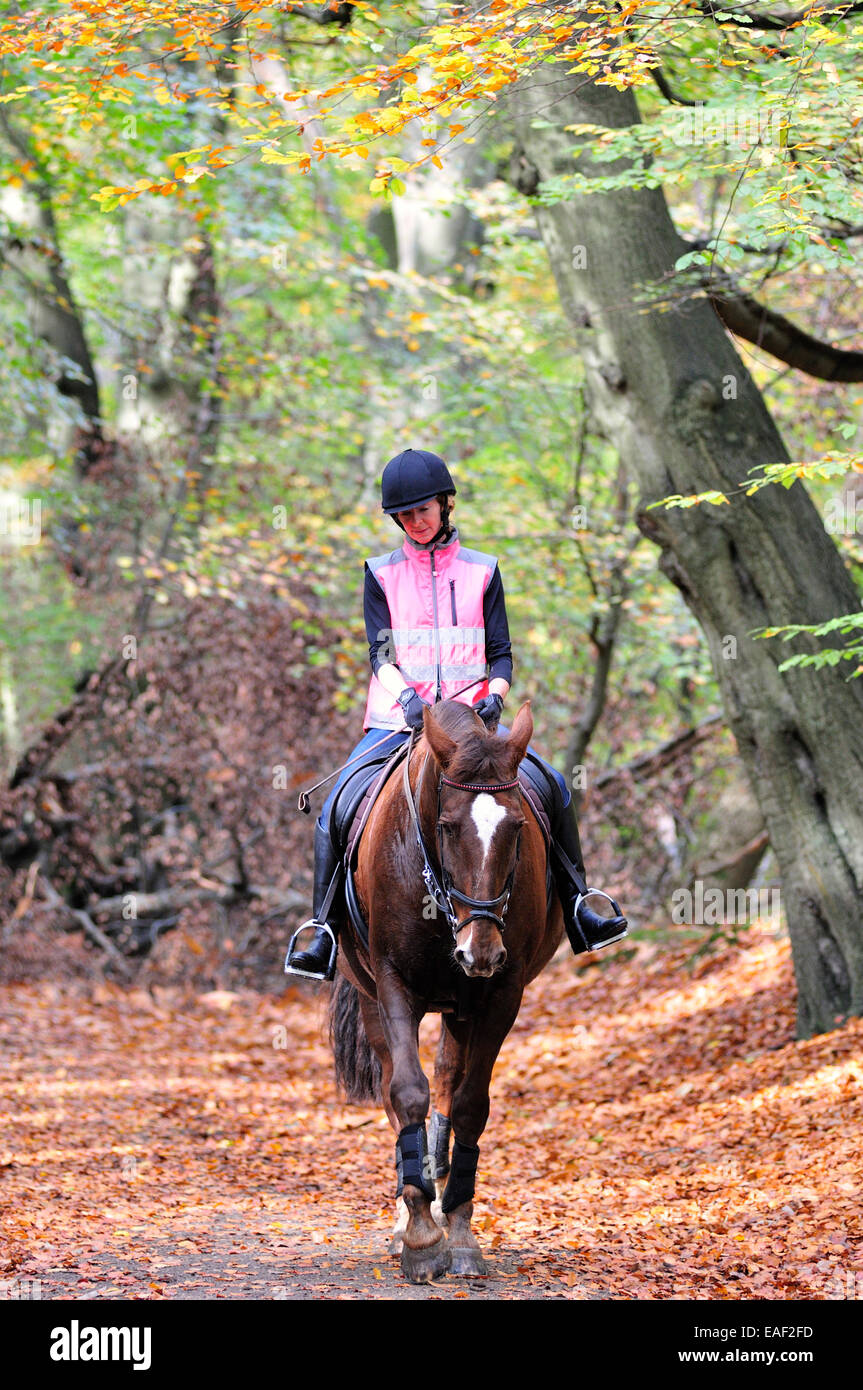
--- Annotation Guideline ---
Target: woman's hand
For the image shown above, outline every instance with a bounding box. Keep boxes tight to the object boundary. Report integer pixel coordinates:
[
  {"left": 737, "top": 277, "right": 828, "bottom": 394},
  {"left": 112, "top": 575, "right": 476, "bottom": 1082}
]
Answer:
[
  {"left": 473, "top": 692, "right": 504, "bottom": 729},
  {"left": 397, "top": 687, "right": 429, "bottom": 731}
]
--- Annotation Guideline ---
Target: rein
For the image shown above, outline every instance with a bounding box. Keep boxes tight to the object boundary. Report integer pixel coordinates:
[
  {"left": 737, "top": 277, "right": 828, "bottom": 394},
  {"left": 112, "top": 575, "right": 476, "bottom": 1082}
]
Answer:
[
  {"left": 402, "top": 730, "right": 523, "bottom": 938},
  {"left": 295, "top": 677, "right": 489, "bottom": 814}
]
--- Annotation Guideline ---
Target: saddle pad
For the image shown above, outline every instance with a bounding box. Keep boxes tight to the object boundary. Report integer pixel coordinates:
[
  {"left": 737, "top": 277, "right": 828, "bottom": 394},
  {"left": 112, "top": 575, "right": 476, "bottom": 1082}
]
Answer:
[
  {"left": 339, "top": 742, "right": 411, "bottom": 953},
  {"left": 519, "top": 781, "right": 552, "bottom": 848},
  {"left": 330, "top": 739, "right": 408, "bottom": 854},
  {"left": 518, "top": 750, "right": 563, "bottom": 829}
]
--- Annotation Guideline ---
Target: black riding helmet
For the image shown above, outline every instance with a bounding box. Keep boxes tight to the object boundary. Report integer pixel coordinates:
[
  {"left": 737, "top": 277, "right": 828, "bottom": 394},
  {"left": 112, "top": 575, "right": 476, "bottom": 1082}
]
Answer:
[{"left": 381, "top": 447, "right": 456, "bottom": 517}]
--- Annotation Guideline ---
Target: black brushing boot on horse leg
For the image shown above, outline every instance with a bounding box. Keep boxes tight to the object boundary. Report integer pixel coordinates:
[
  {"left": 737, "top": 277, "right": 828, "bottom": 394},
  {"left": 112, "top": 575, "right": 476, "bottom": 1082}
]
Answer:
[
  {"left": 284, "top": 819, "right": 341, "bottom": 981},
  {"left": 552, "top": 795, "right": 629, "bottom": 954}
]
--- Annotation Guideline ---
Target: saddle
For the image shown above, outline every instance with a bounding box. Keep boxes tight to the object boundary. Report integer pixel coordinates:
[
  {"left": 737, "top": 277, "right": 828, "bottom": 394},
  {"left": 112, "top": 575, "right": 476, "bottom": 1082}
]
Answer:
[
  {"left": 328, "top": 739, "right": 410, "bottom": 952},
  {"left": 331, "top": 740, "right": 558, "bottom": 952}
]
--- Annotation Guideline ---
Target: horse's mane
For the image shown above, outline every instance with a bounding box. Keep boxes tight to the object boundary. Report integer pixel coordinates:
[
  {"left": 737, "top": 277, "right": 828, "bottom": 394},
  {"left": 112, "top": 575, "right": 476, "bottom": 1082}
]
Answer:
[{"left": 426, "top": 700, "right": 515, "bottom": 783}]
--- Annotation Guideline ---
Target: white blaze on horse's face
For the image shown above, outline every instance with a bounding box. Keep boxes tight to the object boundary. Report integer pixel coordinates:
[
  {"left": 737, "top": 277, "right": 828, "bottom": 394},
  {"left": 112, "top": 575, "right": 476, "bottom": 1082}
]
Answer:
[
  {"left": 453, "top": 793, "right": 510, "bottom": 978},
  {"left": 469, "top": 793, "right": 507, "bottom": 870}
]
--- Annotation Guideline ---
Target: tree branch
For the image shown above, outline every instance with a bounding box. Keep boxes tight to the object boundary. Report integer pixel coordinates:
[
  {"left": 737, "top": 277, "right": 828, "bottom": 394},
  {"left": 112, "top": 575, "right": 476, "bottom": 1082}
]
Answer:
[
  {"left": 38, "top": 877, "right": 133, "bottom": 975},
  {"left": 696, "top": 0, "right": 863, "bottom": 30},
  {"left": 592, "top": 714, "right": 725, "bottom": 794},
  {"left": 288, "top": 2, "right": 355, "bottom": 26},
  {"left": 698, "top": 830, "right": 770, "bottom": 878},
  {"left": 705, "top": 274, "right": 863, "bottom": 381},
  {"left": 84, "top": 882, "right": 305, "bottom": 917},
  {"left": 650, "top": 68, "right": 701, "bottom": 106}
]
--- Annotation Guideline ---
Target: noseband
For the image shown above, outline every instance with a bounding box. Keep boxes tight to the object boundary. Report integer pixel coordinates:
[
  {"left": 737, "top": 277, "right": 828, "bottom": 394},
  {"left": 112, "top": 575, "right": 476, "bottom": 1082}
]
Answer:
[{"left": 403, "top": 734, "right": 523, "bottom": 938}]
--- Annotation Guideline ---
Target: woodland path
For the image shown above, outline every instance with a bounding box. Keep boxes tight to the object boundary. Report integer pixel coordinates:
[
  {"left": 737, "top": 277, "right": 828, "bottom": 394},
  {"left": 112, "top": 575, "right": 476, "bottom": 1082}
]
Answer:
[{"left": 1, "top": 927, "right": 860, "bottom": 1301}]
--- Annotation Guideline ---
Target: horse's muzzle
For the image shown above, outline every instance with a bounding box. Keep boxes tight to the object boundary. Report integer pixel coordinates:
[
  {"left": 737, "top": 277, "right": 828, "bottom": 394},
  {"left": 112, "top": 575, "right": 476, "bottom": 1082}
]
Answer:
[{"left": 454, "top": 924, "right": 507, "bottom": 978}]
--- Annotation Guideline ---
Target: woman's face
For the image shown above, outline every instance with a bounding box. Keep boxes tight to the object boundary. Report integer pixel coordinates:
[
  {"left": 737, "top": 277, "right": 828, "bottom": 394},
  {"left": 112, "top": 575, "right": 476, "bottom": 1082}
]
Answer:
[{"left": 397, "top": 498, "right": 443, "bottom": 544}]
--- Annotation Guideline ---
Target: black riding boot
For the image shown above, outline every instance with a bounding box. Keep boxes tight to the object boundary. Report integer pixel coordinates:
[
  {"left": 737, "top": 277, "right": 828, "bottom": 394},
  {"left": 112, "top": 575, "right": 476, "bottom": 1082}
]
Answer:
[
  {"left": 284, "top": 820, "right": 341, "bottom": 980},
  {"left": 552, "top": 796, "right": 628, "bottom": 955}
]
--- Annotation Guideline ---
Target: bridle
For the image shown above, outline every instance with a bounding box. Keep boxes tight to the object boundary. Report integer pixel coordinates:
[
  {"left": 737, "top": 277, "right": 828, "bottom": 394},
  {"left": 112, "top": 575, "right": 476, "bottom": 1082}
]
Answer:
[{"left": 403, "top": 730, "right": 524, "bottom": 938}]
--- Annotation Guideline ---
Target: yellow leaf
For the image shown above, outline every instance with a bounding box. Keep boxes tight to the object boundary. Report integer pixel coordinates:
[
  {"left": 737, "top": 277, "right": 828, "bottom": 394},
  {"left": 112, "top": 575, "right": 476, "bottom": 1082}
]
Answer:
[{"left": 261, "top": 147, "right": 299, "bottom": 166}]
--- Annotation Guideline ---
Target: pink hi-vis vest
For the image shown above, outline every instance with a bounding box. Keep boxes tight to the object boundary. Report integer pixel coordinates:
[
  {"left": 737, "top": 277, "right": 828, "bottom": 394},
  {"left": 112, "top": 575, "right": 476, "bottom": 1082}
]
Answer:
[{"left": 363, "top": 530, "right": 496, "bottom": 731}]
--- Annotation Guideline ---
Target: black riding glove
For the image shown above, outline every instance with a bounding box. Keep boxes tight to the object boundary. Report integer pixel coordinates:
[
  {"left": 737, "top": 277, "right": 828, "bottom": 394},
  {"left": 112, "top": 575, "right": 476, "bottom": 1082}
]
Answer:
[
  {"left": 473, "top": 692, "right": 504, "bottom": 729},
  {"left": 397, "top": 687, "right": 429, "bottom": 731}
]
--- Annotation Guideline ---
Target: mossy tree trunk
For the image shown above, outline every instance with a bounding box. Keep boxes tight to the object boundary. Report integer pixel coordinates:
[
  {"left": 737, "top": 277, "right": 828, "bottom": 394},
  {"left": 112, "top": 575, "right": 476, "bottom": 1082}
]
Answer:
[{"left": 507, "top": 59, "right": 863, "bottom": 1038}]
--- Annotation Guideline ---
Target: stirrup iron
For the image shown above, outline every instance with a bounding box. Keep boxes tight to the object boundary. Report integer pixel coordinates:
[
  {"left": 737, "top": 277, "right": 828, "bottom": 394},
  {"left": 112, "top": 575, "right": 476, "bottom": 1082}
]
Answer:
[
  {"left": 574, "top": 890, "right": 629, "bottom": 950},
  {"left": 284, "top": 920, "right": 338, "bottom": 981}
]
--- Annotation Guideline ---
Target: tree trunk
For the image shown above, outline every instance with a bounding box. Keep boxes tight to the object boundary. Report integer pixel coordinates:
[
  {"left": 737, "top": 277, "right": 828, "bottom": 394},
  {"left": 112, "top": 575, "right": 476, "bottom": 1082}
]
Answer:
[
  {"left": 116, "top": 201, "right": 222, "bottom": 518},
  {"left": 115, "top": 43, "right": 229, "bottom": 527},
  {"left": 506, "top": 60, "right": 863, "bottom": 1038},
  {"left": 0, "top": 645, "right": 21, "bottom": 780},
  {"left": 0, "top": 167, "right": 109, "bottom": 477}
]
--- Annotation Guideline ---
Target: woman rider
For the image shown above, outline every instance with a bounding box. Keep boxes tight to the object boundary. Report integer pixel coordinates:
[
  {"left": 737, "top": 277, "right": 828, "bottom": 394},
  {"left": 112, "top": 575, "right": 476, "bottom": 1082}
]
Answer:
[{"left": 285, "top": 447, "right": 627, "bottom": 980}]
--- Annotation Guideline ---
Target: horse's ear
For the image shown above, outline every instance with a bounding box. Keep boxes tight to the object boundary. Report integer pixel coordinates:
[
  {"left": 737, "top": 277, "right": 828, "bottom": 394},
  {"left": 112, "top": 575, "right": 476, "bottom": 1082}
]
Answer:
[
  {"left": 423, "top": 704, "right": 458, "bottom": 770},
  {"left": 504, "top": 701, "right": 533, "bottom": 774}
]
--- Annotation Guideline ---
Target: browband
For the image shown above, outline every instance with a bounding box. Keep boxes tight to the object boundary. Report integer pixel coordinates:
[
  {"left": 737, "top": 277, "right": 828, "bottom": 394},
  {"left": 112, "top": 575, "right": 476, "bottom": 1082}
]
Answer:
[{"left": 440, "top": 776, "right": 520, "bottom": 792}]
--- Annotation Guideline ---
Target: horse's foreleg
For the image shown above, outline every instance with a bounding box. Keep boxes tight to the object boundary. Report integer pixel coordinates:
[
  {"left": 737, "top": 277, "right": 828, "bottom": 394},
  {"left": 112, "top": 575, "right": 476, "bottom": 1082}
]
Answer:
[
  {"left": 377, "top": 974, "right": 451, "bottom": 1284},
  {"left": 429, "top": 1017, "right": 468, "bottom": 1218},
  {"left": 443, "top": 988, "right": 523, "bottom": 1277}
]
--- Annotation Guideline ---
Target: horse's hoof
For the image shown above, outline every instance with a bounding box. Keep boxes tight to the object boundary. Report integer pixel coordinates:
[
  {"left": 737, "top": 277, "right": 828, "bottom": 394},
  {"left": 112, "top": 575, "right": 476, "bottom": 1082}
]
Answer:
[
  {"left": 449, "top": 1246, "right": 489, "bottom": 1277},
  {"left": 388, "top": 1231, "right": 404, "bottom": 1257},
  {"left": 400, "top": 1236, "right": 451, "bottom": 1284},
  {"left": 430, "top": 1197, "right": 445, "bottom": 1227}
]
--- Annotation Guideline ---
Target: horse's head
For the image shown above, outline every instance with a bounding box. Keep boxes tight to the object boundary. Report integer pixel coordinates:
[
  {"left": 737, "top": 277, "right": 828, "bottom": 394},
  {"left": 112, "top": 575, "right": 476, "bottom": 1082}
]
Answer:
[{"left": 422, "top": 700, "right": 534, "bottom": 978}]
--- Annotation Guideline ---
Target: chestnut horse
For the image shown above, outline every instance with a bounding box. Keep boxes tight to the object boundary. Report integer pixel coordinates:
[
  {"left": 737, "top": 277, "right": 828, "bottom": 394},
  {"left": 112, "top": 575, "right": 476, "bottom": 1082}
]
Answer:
[{"left": 330, "top": 698, "right": 563, "bottom": 1283}]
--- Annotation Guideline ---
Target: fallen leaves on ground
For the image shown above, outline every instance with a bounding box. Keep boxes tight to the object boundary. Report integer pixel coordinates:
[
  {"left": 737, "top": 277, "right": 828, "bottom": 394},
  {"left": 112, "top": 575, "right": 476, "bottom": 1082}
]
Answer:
[{"left": 0, "top": 924, "right": 861, "bottom": 1300}]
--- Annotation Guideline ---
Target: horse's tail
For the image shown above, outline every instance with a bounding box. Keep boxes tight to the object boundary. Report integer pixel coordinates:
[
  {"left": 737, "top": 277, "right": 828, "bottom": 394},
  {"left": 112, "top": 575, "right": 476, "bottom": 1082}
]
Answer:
[{"left": 329, "top": 972, "right": 382, "bottom": 1104}]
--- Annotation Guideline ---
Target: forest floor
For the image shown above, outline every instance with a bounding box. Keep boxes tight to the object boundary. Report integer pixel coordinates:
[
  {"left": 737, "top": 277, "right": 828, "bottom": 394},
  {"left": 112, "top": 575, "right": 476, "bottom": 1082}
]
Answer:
[{"left": 1, "top": 923, "right": 861, "bottom": 1302}]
